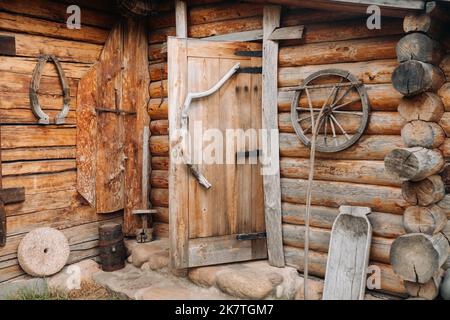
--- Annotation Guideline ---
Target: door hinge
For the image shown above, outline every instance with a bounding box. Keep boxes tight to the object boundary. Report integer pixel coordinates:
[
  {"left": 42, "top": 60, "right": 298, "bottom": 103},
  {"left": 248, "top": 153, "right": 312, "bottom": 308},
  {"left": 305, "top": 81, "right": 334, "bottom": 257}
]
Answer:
[
  {"left": 234, "top": 50, "right": 262, "bottom": 57},
  {"left": 236, "top": 232, "right": 267, "bottom": 241},
  {"left": 237, "top": 67, "right": 262, "bottom": 74}
]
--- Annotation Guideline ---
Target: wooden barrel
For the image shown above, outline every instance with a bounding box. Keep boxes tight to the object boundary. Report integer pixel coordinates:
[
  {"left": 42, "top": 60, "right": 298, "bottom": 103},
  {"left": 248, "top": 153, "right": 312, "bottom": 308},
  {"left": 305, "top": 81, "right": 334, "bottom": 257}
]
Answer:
[{"left": 99, "top": 222, "right": 126, "bottom": 272}]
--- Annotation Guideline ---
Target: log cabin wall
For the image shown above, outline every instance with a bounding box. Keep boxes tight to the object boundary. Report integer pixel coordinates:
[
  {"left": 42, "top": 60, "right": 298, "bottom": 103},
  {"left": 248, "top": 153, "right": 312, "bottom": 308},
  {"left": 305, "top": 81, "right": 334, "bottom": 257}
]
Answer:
[
  {"left": 0, "top": 0, "right": 122, "bottom": 283},
  {"left": 148, "top": 0, "right": 450, "bottom": 297}
]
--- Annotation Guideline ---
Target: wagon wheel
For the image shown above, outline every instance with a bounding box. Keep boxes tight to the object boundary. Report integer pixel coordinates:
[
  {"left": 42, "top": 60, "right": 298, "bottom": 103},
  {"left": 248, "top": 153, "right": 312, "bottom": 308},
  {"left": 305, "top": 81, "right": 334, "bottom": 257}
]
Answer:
[{"left": 291, "top": 69, "right": 370, "bottom": 153}]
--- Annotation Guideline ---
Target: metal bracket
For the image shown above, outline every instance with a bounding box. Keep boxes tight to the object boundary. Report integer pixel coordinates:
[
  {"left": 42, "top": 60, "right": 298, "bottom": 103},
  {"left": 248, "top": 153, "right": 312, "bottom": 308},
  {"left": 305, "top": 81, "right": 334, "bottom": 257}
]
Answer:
[
  {"left": 234, "top": 50, "right": 263, "bottom": 57},
  {"left": 236, "top": 232, "right": 267, "bottom": 241},
  {"left": 237, "top": 67, "right": 262, "bottom": 74},
  {"left": 0, "top": 35, "right": 16, "bottom": 56},
  {"left": 30, "top": 55, "right": 71, "bottom": 125},
  {"left": 0, "top": 187, "right": 25, "bottom": 247}
]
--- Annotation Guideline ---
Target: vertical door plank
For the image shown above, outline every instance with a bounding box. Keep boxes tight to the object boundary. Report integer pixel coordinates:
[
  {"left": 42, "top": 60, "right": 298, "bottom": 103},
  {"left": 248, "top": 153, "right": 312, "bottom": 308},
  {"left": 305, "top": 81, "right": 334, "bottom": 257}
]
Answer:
[
  {"left": 122, "top": 17, "right": 150, "bottom": 235},
  {"left": 76, "top": 65, "right": 98, "bottom": 207},
  {"left": 262, "top": 5, "right": 285, "bottom": 267},
  {"left": 168, "top": 37, "right": 189, "bottom": 269},
  {"left": 250, "top": 55, "right": 267, "bottom": 258},
  {"left": 96, "top": 23, "right": 125, "bottom": 213}
]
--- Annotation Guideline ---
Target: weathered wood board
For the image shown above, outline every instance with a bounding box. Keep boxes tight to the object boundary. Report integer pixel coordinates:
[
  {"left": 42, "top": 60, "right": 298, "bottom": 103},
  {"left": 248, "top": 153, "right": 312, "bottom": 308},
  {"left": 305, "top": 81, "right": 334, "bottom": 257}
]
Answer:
[{"left": 323, "top": 206, "right": 372, "bottom": 300}]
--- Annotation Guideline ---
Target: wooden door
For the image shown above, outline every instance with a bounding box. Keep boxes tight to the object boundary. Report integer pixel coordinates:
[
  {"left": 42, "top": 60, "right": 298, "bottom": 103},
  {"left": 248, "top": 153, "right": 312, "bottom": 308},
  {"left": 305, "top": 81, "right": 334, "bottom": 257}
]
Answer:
[{"left": 168, "top": 38, "right": 267, "bottom": 268}]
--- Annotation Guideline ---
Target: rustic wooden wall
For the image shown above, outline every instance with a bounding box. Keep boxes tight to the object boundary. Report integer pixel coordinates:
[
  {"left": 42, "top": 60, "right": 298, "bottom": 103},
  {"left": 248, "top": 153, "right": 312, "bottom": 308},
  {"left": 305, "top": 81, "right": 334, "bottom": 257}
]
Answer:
[
  {"left": 0, "top": 0, "right": 122, "bottom": 283},
  {"left": 146, "top": 0, "right": 450, "bottom": 297}
]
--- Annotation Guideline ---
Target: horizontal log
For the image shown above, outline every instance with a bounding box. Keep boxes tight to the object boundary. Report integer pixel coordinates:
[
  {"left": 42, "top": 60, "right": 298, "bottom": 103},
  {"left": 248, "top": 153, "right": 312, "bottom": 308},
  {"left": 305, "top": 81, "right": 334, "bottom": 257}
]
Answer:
[
  {"left": 0, "top": 71, "right": 78, "bottom": 96},
  {"left": 153, "top": 206, "right": 169, "bottom": 224},
  {"left": 0, "top": 109, "right": 76, "bottom": 125},
  {"left": 404, "top": 270, "right": 443, "bottom": 300},
  {"left": 1, "top": 146, "right": 76, "bottom": 162},
  {"left": 0, "top": 0, "right": 115, "bottom": 29},
  {"left": 2, "top": 159, "right": 76, "bottom": 176},
  {"left": 148, "top": 43, "right": 166, "bottom": 61},
  {"left": 279, "top": 59, "right": 397, "bottom": 87},
  {"left": 151, "top": 188, "right": 169, "bottom": 207},
  {"left": 282, "top": 202, "right": 404, "bottom": 239},
  {"left": 281, "top": 178, "right": 407, "bottom": 215},
  {"left": 384, "top": 147, "right": 445, "bottom": 182},
  {"left": 398, "top": 92, "right": 444, "bottom": 122},
  {"left": 3, "top": 171, "right": 76, "bottom": 194},
  {"left": 283, "top": 246, "right": 406, "bottom": 296},
  {"left": 280, "top": 133, "right": 404, "bottom": 160},
  {"left": 401, "top": 120, "right": 446, "bottom": 149},
  {"left": 278, "top": 84, "right": 403, "bottom": 112},
  {"left": 402, "top": 175, "right": 445, "bottom": 206},
  {"left": 1, "top": 126, "right": 76, "bottom": 149},
  {"left": 149, "top": 80, "right": 168, "bottom": 98},
  {"left": 279, "top": 112, "right": 403, "bottom": 135},
  {"left": 149, "top": 2, "right": 263, "bottom": 29},
  {"left": 151, "top": 157, "right": 169, "bottom": 171},
  {"left": 403, "top": 12, "right": 443, "bottom": 37},
  {"left": 396, "top": 32, "right": 444, "bottom": 65},
  {"left": 439, "top": 82, "right": 450, "bottom": 110},
  {"left": 150, "top": 170, "right": 169, "bottom": 188},
  {"left": 282, "top": 223, "right": 392, "bottom": 264},
  {"left": 403, "top": 205, "right": 447, "bottom": 235},
  {"left": 0, "top": 11, "right": 109, "bottom": 45},
  {"left": 0, "top": 31, "right": 102, "bottom": 64},
  {"left": 392, "top": 60, "right": 446, "bottom": 97},
  {"left": 153, "top": 222, "right": 169, "bottom": 239},
  {"left": 390, "top": 233, "right": 449, "bottom": 283},
  {"left": 150, "top": 119, "right": 169, "bottom": 136},
  {"left": 280, "top": 157, "right": 400, "bottom": 187},
  {"left": 279, "top": 36, "right": 399, "bottom": 67},
  {"left": 149, "top": 135, "right": 169, "bottom": 156},
  {"left": 0, "top": 92, "right": 77, "bottom": 111},
  {"left": 0, "top": 57, "right": 92, "bottom": 79},
  {"left": 149, "top": 62, "right": 167, "bottom": 81},
  {"left": 148, "top": 98, "right": 168, "bottom": 120}
]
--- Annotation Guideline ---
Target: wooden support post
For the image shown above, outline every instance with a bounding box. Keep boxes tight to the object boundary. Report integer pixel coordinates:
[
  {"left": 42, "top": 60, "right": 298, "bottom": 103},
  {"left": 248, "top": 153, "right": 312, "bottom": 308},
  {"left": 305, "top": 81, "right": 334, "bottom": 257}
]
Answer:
[
  {"left": 262, "top": 5, "right": 285, "bottom": 267},
  {"left": 175, "top": 0, "right": 188, "bottom": 38}
]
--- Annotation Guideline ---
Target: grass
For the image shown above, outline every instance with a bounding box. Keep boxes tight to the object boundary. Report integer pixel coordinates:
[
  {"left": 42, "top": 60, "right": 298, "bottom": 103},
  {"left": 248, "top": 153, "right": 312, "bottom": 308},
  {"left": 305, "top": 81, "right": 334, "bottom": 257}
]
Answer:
[{"left": 7, "top": 281, "right": 122, "bottom": 301}]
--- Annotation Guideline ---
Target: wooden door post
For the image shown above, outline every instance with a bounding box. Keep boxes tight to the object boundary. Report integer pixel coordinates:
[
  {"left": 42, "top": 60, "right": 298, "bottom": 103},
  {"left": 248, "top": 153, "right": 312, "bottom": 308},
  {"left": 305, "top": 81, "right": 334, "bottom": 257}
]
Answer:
[
  {"left": 261, "top": 5, "right": 285, "bottom": 267},
  {"left": 175, "top": 0, "right": 188, "bottom": 38}
]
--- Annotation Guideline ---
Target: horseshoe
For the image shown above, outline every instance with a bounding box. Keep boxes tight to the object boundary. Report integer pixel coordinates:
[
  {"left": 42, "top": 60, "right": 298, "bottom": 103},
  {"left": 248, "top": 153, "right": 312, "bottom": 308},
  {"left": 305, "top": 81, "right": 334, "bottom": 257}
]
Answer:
[{"left": 30, "top": 55, "right": 71, "bottom": 125}]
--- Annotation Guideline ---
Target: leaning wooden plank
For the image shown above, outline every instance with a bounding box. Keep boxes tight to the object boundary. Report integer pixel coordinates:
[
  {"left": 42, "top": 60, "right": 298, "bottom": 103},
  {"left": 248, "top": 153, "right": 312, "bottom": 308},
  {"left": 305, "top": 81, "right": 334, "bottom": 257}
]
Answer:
[
  {"left": 203, "top": 29, "right": 264, "bottom": 42},
  {"left": 261, "top": 5, "right": 284, "bottom": 267},
  {"left": 76, "top": 65, "right": 97, "bottom": 207},
  {"left": 168, "top": 37, "right": 190, "bottom": 269},
  {"left": 322, "top": 206, "right": 372, "bottom": 300}
]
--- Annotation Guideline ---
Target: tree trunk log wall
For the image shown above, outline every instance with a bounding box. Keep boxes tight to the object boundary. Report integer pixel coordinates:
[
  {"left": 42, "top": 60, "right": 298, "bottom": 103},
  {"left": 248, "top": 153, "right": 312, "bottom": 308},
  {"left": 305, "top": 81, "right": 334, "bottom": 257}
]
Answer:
[
  {"left": 386, "top": 7, "right": 450, "bottom": 300},
  {"left": 147, "top": 1, "right": 429, "bottom": 297},
  {"left": 0, "top": 0, "right": 121, "bottom": 283}
]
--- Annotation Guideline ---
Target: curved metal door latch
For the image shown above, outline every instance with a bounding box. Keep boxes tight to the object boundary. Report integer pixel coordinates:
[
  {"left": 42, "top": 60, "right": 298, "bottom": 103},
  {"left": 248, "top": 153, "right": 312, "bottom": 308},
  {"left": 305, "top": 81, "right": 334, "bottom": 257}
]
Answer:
[
  {"left": 30, "top": 55, "right": 71, "bottom": 125},
  {"left": 181, "top": 63, "right": 241, "bottom": 190}
]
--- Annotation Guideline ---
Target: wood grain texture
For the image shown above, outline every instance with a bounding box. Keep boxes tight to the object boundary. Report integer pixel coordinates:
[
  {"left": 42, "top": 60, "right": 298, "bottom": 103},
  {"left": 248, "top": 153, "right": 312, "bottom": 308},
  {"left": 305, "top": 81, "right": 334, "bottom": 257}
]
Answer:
[
  {"left": 76, "top": 65, "right": 97, "bottom": 207},
  {"left": 261, "top": 5, "right": 284, "bottom": 267}
]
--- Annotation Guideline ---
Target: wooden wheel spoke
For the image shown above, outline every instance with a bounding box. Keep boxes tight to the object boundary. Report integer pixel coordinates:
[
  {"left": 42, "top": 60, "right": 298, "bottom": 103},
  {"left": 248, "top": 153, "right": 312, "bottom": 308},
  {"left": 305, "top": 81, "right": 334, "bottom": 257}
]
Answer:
[
  {"left": 323, "top": 115, "right": 328, "bottom": 145},
  {"left": 305, "top": 87, "right": 316, "bottom": 129},
  {"left": 329, "top": 116, "right": 339, "bottom": 147},
  {"left": 332, "top": 110, "right": 363, "bottom": 116},
  {"left": 297, "top": 107, "right": 322, "bottom": 111},
  {"left": 332, "top": 97, "right": 361, "bottom": 111},
  {"left": 330, "top": 114, "right": 350, "bottom": 140},
  {"left": 331, "top": 84, "right": 355, "bottom": 108}
]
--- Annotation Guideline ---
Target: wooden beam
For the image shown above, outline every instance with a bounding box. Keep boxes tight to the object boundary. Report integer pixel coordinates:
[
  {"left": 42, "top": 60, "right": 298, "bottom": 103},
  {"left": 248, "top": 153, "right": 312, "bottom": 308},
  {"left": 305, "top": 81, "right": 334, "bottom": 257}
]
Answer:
[
  {"left": 0, "top": 35, "right": 15, "bottom": 56},
  {"left": 245, "top": 0, "right": 424, "bottom": 17},
  {"left": 261, "top": 5, "right": 285, "bottom": 267},
  {"left": 175, "top": 0, "right": 188, "bottom": 38},
  {"left": 203, "top": 29, "right": 264, "bottom": 42},
  {"left": 268, "top": 25, "right": 304, "bottom": 41}
]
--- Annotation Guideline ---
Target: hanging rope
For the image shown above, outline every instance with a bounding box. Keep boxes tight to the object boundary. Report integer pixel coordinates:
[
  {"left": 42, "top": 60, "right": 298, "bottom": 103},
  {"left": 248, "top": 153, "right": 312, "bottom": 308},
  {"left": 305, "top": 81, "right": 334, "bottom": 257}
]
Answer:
[{"left": 302, "top": 86, "right": 338, "bottom": 300}]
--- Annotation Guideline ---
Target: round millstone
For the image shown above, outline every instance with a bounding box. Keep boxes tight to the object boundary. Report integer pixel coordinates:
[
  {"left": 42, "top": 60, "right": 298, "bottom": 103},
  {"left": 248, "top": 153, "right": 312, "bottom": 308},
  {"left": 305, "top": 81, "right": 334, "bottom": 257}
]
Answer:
[{"left": 18, "top": 227, "right": 70, "bottom": 277}]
